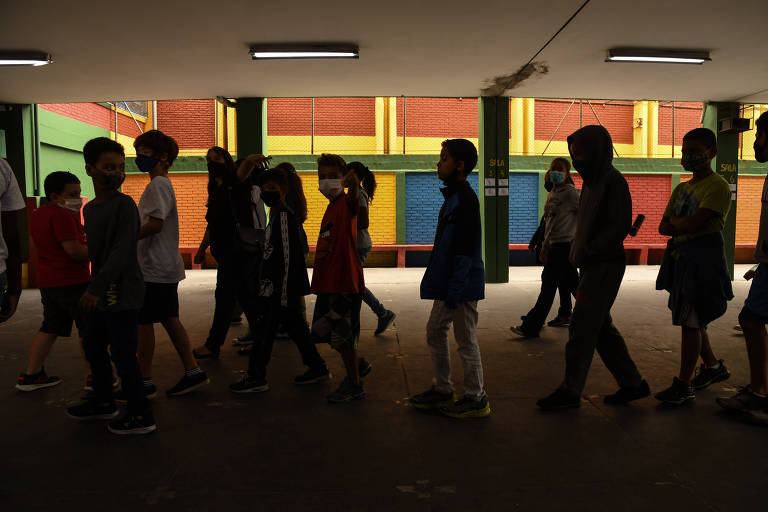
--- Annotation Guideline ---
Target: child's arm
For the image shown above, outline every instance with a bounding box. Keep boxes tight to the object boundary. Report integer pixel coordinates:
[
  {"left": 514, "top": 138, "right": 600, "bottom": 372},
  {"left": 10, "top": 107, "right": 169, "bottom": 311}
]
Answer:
[
  {"left": 194, "top": 226, "right": 210, "bottom": 264},
  {"left": 343, "top": 172, "right": 359, "bottom": 211},
  {"left": 444, "top": 200, "right": 479, "bottom": 309},
  {"left": 668, "top": 208, "right": 717, "bottom": 235},
  {"left": 659, "top": 216, "right": 675, "bottom": 236},
  {"left": 139, "top": 217, "right": 164, "bottom": 240},
  {"left": 279, "top": 211, "right": 290, "bottom": 307},
  {"left": 61, "top": 240, "right": 89, "bottom": 262},
  {"left": 236, "top": 154, "right": 271, "bottom": 182}
]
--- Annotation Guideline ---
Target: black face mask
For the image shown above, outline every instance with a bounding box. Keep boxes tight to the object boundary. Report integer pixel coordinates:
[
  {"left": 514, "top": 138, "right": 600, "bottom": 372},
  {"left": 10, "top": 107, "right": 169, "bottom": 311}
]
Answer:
[
  {"left": 207, "top": 161, "right": 229, "bottom": 177},
  {"left": 755, "top": 139, "right": 768, "bottom": 163},
  {"left": 261, "top": 191, "right": 281, "bottom": 208},
  {"left": 544, "top": 180, "right": 553, "bottom": 192}
]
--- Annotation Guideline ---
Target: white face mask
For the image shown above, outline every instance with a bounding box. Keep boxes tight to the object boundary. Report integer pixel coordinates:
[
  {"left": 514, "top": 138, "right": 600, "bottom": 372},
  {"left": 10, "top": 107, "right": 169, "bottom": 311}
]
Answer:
[
  {"left": 251, "top": 185, "right": 261, "bottom": 204},
  {"left": 62, "top": 198, "right": 83, "bottom": 212},
  {"left": 318, "top": 179, "right": 343, "bottom": 200}
]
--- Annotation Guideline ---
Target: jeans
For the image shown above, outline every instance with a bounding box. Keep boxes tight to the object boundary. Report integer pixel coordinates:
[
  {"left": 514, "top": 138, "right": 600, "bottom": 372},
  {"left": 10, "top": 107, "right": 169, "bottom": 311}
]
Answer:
[
  {"left": 521, "top": 242, "right": 579, "bottom": 335},
  {"left": 563, "top": 261, "right": 643, "bottom": 395},
  {"left": 358, "top": 247, "right": 385, "bottom": 317},
  {"left": 83, "top": 309, "right": 148, "bottom": 414},
  {"left": 205, "top": 248, "right": 261, "bottom": 352},
  {"left": 426, "top": 300, "right": 485, "bottom": 400},
  {"left": 247, "top": 295, "right": 326, "bottom": 379}
]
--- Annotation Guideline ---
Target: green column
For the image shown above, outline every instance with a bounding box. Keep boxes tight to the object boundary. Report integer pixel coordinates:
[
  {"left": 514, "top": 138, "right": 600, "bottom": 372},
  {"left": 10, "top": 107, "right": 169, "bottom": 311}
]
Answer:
[
  {"left": 703, "top": 102, "right": 739, "bottom": 279},
  {"left": 235, "top": 97, "right": 267, "bottom": 158},
  {"left": 479, "top": 97, "right": 510, "bottom": 283}
]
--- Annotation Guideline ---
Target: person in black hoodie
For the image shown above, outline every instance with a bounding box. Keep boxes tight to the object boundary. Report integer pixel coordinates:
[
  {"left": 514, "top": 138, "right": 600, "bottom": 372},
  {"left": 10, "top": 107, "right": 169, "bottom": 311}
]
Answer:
[{"left": 537, "top": 125, "right": 649, "bottom": 411}]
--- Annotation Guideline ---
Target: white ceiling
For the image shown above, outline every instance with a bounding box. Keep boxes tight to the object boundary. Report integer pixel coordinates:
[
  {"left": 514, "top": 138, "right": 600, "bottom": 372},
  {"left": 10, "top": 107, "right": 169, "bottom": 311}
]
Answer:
[{"left": 1, "top": 0, "right": 767, "bottom": 103}]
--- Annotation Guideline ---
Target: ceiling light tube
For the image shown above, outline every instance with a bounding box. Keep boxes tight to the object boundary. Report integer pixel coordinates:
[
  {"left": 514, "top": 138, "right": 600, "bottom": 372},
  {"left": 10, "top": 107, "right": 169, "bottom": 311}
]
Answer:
[
  {"left": 606, "top": 48, "right": 710, "bottom": 65},
  {"left": 0, "top": 51, "right": 52, "bottom": 67},
  {"left": 250, "top": 44, "right": 359, "bottom": 60}
]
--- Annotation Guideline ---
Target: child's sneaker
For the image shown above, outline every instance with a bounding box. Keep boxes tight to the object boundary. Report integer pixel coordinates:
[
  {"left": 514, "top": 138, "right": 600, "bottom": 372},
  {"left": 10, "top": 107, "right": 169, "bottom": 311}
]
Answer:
[
  {"left": 167, "top": 372, "right": 210, "bottom": 396},
  {"left": 691, "top": 360, "right": 730, "bottom": 390},
  {"left": 293, "top": 366, "right": 331, "bottom": 385},
  {"left": 114, "top": 384, "right": 158, "bottom": 403},
  {"left": 510, "top": 325, "right": 538, "bottom": 339},
  {"left": 410, "top": 387, "right": 457, "bottom": 409},
  {"left": 604, "top": 380, "right": 651, "bottom": 405},
  {"left": 16, "top": 368, "right": 61, "bottom": 391},
  {"left": 655, "top": 377, "right": 695, "bottom": 405},
  {"left": 440, "top": 395, "right": 491, "bottom": 419},
  {"left": 358, "top": 357, "right": 373, "bottom": 379},
  {"left": 547, "top": 316, "right": 571, "bottom": 328},
  {"left": 232, "top": 332, "right": 254, "bottom": 346},
  {"left": 537, "top": 387, "right": 581, "bottom": 410},
  {"left": 67, "top": 400, "right": 119, "bottom": 421},
  {"left": 230, "top": 374, "right": 269, "bottom": 393},
  {"left": 374, "top": 310, "right": 396, "bottom": 336},
  {"left": 716, "top": 386, "right": 768, "bottom": 413},
  {"left": 84, "top": 374, "right": 120, "bottom": 392},
  {"left": 327, "top": 378, "right": 366, "bottom": 404},
  {"left": 107, "top": 410, "right": 157, "bottom": 435}
]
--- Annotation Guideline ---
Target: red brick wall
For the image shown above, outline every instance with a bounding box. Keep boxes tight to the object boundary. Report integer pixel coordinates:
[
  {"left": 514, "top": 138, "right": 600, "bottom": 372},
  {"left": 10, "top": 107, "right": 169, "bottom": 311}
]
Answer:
[
  {"left": 658, "top": 102, "right": 703, "bottom": 147},
  {"left": 268, "top": 98, "right": 312, "bottom": 135},
  {"left": 40, "top": 102, "right": 142, "bottom": 138},
  {"left": 156, "top": 100, "right": 215, "bottom": 150},
  {"left": 570, "top": 173, "right": 671, "bottom": 243},
  {"left": 396, "top": 97, "right": 478, "bottom": 138},
  {"left": 534, "top": 100, "right": 634, "bottom": 144},
  {"left": 314, "top": 98, "right": 376, "bottom": 136}
]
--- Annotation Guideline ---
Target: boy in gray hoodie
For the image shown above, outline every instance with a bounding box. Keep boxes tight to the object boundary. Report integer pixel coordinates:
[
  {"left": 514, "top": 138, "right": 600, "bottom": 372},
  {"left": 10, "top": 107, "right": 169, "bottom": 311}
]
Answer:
[{"left": 537, "top": 125, "right": 649, "bottom": 410}]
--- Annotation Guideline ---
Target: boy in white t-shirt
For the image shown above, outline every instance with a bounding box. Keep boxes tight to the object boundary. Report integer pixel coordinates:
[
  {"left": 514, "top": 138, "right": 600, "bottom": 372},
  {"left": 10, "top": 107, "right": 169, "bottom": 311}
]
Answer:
[
  {"left": 0, "top": 159, "right": 27, "bottom": 322},
  {"left": 131, "top": 130, "right": 209, "bottom": 397}
]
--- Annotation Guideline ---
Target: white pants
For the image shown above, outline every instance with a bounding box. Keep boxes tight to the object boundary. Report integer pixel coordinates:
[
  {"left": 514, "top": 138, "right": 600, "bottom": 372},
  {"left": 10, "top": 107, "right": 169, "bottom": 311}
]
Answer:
[{"left": 426, "top": 300, "right": 485, "bottom": 400}]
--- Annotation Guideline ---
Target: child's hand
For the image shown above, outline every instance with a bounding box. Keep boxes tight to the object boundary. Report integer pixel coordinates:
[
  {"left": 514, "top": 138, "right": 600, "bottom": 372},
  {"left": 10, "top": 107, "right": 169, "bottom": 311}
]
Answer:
[
  {"left": 744, "top": 269, "right": 757, "bottom": 280},
  {"left": 79, "top": 291, "right": 99, "bottom": 312},
  {"left": 342, "top": 172, "right": 358, "bottom": 190},
  {"left": 194, "top": 248, "right": 206, "bottom": 264},
  {"left": 245, "top": 154, "right": 271, "bottom": 169}
]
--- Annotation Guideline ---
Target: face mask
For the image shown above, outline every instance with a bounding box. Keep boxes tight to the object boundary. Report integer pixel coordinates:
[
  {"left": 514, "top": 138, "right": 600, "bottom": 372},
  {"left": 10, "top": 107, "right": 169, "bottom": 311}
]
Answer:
[
  {"left": 318, "top": 179, "right": 343, "bottom": 200},
  {"left": 135, "top": 154, "right": 159, "bottom": 173},
  {"left": 261, "top": 190, "right": 281, "bottom": 208},
  {"left": 62, "top": 198, "right": 83, "bottom": 212},
  {"left": 251, "top": 185, "right": 261, "bottom": 203},
  {"left": 207, "top": 161, "right": 228, "bottom": 177},
  {"left": 681, "top": 153, "right": 709, "bottom": 173},
  {"left": 93, "top": 169, "right": 125, "bottom": 191},
  {"left": 544, "top": 180, "right": 554, "bottom": 192},
  {"left": 549, "top": 171, "right": 565, "bottom": 185},
  {"left": 755, "top": 139, "right": 768, "bottom": 163}
]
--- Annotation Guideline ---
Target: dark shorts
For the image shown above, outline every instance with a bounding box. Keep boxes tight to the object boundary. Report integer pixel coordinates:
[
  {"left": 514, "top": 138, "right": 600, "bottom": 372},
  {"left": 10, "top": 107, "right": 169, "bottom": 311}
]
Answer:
[
  {"left": 138, "top": 282, "right": 180, "bottom": 325},
  {"left": 311, "top": 293, "right": 362, "bottom": 350},
  {"left": 40, "top": 283, "right": 89, "bottom": 337},
  {"left": 743, "top": 264, "right": 768, "bottom": 324}
]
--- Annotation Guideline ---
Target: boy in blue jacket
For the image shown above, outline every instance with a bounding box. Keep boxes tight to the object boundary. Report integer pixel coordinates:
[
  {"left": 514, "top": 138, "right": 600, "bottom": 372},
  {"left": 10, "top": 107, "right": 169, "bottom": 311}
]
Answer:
[{"left": 410, "top": 139, "right": 490, "bottom": 419}]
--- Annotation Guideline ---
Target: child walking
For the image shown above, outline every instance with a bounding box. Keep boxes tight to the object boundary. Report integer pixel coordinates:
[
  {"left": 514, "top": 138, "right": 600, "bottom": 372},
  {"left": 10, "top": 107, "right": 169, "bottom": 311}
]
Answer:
[
  {"left": 311, "top": 154, "right": 370, "bottom": 403},
  {"left": 230, "top": 168, "right": 330, "bottom": 392},
  {"left": 133, "top": 130, "right": 209, "bottom": 397},
  {"left": 655, "top": 127, "right": 733, "bottom": 405},
  {"left": 17, "top": 172, "right": 91, "bottom": 391},
  {"left": 66, "top": 137, "right": 156, "bottom": 435},
  {"left": 347, "top": 162, "right": 396, "bottom": 336},
  {"left": 410, "top": 139, "right": 490, "bottom": 419}
]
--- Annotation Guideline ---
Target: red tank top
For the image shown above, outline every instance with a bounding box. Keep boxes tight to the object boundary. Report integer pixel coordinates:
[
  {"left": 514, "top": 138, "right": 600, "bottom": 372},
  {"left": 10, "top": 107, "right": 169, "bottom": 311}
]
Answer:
[{"left": 310, "top": 195, "right": 364, "bottom": 294}]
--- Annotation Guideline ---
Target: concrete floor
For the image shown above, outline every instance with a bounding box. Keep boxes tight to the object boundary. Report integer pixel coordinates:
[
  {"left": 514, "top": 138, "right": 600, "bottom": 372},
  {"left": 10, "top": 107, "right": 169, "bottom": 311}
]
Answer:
[{"left": 1, "top": 265, "right": 766, "bottom": 511}]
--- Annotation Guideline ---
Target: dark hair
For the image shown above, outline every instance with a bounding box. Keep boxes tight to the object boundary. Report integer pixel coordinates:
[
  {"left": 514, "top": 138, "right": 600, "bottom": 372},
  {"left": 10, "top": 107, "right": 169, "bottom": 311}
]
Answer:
[
  {"left": 273, "top": 162, "right": 308, "bottom": 222},
  {"left": 206, "top": 146, "right": 236, "bottom": 195},
  {"left": 348, "top": 161, "right": 376, "bottom": 202},
  {"left": 682, "top": 127, "right": 717, "bottom": 150},
  {"left": 757, "top": 111, "right": 768, "bottom": 134},
  {"left": 550, "top": 157, "right": 575, "bottom": 185},
  {"left": 317, "top": 153, "right": 347, "bottom": 173},
  {"left": 44, "top": 171, "right": 80, "bottom": 200},
  {"left": 441, "top": 139, "right": 478, "bottom": 175},
  {"left": 134, "top": 129, "right": 179, "bottom": 165},
  {"left": 83, "top": 137, "right": 125, "bottom": 165}
]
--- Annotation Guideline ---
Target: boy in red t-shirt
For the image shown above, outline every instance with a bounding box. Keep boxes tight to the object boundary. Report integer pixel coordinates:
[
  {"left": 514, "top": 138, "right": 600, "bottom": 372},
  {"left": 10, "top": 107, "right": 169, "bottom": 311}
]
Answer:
[
  {"left": 16, "top": 172, "right": 91, "bottom": 391},
  {"left": 311, "top": 154, "right": 371, "bottom": 403}
]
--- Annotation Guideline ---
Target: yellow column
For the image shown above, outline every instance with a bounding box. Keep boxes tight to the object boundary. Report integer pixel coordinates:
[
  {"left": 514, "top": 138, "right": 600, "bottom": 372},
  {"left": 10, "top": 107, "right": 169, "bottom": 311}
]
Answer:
[
  {"left": 646, "top": 101, "right": 659, "bottom": 158},
  {"left": 523, "top": 98, "right": 535, "bottom": 155},
  {"left": 216, "top": 101, "right": 226, "bottom": 148},
  {"left": 387, "top": 97, "right": 397, "bottom": 154},
  {"left": 509, "top": 98, "right": 524, "bottom": 156},
  {"left": 375, "top": 97, "right": 386, "bottom": 154},
  {"left": 226, "top": 106, "right": 237, "bottom": 155},
  {"left": 633, "top": 101, "right": 649, "bottom": 158}
]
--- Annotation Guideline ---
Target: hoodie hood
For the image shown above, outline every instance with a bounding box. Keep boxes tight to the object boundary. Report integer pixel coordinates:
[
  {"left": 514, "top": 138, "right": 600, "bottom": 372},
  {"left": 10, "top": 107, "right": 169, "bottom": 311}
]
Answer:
[{"left": 567, "top": 125, "right": 615, "bottom": 186}]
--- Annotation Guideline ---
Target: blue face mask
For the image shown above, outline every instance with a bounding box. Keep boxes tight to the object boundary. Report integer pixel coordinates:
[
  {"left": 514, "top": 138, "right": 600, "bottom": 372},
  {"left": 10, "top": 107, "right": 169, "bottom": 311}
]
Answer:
[
  {"left": 135, "top": 154, "right": 159, "bottom": 173},
  {"left": 549, "top": 171, "right": 565, "bottom": 184}
]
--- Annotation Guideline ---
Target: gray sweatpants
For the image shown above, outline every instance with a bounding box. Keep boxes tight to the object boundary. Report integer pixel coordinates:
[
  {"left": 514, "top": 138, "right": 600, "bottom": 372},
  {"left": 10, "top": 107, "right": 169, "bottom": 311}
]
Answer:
[
  {"left": 563, "top": 261, "right": 643, "bottom": 395},
  {"left": 426, "top": 300, "right": 485, "bottom": 400}
]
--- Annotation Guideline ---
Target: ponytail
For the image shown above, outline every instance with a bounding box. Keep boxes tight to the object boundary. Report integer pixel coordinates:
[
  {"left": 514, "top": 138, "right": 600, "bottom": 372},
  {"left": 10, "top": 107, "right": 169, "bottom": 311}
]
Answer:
[{"left": 348, "top": 161, "right": 376, "bottom": 203}]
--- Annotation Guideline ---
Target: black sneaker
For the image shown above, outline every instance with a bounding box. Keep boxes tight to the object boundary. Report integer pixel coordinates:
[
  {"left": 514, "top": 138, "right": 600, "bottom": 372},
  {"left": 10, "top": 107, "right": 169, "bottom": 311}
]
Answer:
[
  {"left": 327, "top": 378, "right": 366, "bottom": 404},
  {"left": 440, "top": 394, "right": 491, "bottom": 419},
  {"left": 232, "top": 332, "right": 254, "bottom": 346},
  {"left": 510, "top": 325, "right": 538, "bottom": 339},
  {"left": 84, "top": 374, "right": 120, "bottom": 392},
  {"left": 537, "top": 387, "right": 581, "bottom": 410},
  {"left": 716, "top": 386, "right": 768, "bottom": 413},
  {"left": 294, "top": 367, "right": 332, "bottom": 385},
  {"left": 604, "top": 380, "right": 651, "bottom": 405},
  {"left": 655, "top": 377, "right": 695, "bottom": 406},
  {"left": 114, "top": 384, "right": 158, "bottom": 404},
  {"left": 229, "top": 374, "right": 269, "bottom": 393},
  {"left": 108, "top": 411, "right": 157, "bottom": 435},
  {"left": 16, "top": 368, "right": 61, "bottom": 391},
  {"left": 691, "top": 360, "right": 730, "bottom": 390},
  {"left": 374, "top": 310, "right": 396, "bottom": 336},
  {"left": 547, "top": 316, "right": 571, "bottom": 328},
  {"left": 410, "top": 387, "right": 457, "bottom": 409},
  {"left": 167, "top": 371, "right": 210, "bottom": 396},
  {"left": 358, "top": 358, "right": 373, "bottom": 379},
  {"left": 67, "top": 400, "right": 119, "bottom": 421}
]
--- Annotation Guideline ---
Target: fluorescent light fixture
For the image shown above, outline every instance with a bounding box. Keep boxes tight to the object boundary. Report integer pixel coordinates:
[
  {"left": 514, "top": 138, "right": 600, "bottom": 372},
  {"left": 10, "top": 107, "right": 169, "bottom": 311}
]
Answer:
[
  {"left": 250, "top": 44, "right": 358, "bottom": 60},
  {"left": 606, "top": 48, "right": 710, "bottom": 65},
  {"left": 0, "top": 51, "right": 52, "bottom": 67}
]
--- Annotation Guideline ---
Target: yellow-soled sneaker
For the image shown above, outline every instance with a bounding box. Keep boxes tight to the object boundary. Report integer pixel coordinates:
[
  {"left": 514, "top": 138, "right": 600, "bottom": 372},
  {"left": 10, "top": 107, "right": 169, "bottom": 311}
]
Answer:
[
  {"left": 410, "top": 387, "right": 457, "bottom": 410},
  {"left": 440, "top": 395, "right": 491, "bottom": 419}
]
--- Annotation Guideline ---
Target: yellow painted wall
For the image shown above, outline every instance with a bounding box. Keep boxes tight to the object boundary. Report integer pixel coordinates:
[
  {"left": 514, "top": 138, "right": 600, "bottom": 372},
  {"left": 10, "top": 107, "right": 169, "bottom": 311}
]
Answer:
[
  {"left": 268, "top": 136, "right": 378, "bottom": 155},
  {"left": 533, "top": 140, "right": 637, "bottom": 157},
  {"left": 395, "top": 136, "right": 479, "bottom": 155}
]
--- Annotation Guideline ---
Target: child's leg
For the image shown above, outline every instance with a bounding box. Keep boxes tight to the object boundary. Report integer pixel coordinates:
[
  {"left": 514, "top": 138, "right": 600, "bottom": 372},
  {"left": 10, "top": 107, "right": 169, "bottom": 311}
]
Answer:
[
  {"left": 107, "top": 310, "right": 148, "bottom": 415},
  {"left": 679, "top": 326, "right": 702, "bottom": 383},
  {"left": 78, "top": 339, "right": 92, "bottom": 372},
  {"left": 83, "top": 310, "right": 114, "bottom": 404},
  {"left": 698, "top": 329, "right": 719, "bottom": 367},
  {"left": 137, "top": 324, "right": 156, "bottom": 378},
  {"left": 285, "top": 297, "right": 326, "bottom": 370},
  {"left": 246, "top": 301, "right": 278, "bottom": 379},
  {"left": 25, "top": 332, "right": 58, "bottom": 375},
  {"left": 162, "top": 317, "right": 197, "bottom": 371},
  {"left": 426, "top": 300, "right": 455, "bottom": 394},
  {"left": 451, "top": 301, "right": 485, "bottom": 400},
  {"left": 338, "top": 345, "right": 360, "bottom": 385},
  {"left": 740, "top": 316, "right": 768, "bottom": 394}
]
